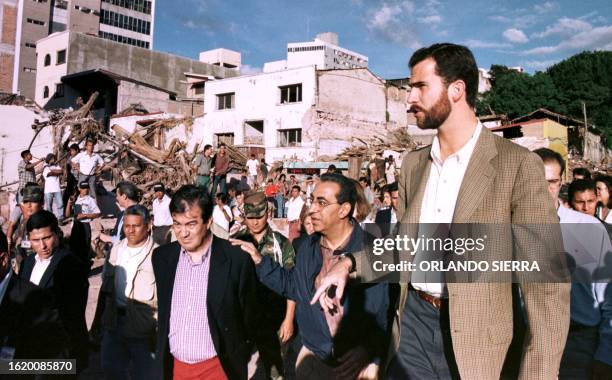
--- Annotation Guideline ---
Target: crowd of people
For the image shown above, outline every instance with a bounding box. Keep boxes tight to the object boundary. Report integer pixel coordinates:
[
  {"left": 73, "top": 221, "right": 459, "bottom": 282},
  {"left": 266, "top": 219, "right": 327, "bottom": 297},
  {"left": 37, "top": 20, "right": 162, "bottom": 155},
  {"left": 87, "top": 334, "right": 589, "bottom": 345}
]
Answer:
[{"left": 0, "top": 42, "right": 610, "bottom": 380}]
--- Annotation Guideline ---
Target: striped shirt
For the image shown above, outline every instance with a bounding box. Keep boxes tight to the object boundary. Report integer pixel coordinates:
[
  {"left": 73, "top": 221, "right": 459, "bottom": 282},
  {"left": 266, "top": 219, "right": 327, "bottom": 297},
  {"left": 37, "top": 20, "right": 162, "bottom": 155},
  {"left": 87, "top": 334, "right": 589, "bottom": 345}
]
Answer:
[{"left": 169, "top": 244, "right": 216, "bottom": 363}]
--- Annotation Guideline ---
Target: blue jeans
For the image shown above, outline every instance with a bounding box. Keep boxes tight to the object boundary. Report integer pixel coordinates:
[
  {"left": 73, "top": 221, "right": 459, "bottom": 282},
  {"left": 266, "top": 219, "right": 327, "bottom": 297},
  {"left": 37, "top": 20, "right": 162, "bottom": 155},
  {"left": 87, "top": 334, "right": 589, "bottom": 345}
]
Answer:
[
  {"left": 275, "top": 194, "right": 285, "bottom": 218},
  {"left": 101, "top": 316, "right": 157, "bottom": 380},
  {"left": 212, "top": 175, "right": 227, "bottom": 196},
  {"left": 44, "top": 191, "right": 64, "bottom": 221}
]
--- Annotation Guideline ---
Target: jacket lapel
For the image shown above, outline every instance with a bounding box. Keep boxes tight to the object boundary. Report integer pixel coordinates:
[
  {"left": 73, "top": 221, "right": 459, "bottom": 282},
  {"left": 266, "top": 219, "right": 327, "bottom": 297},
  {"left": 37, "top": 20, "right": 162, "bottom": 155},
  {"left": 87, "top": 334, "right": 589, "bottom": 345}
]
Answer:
[
  {"left": 164, "top": 243, "right": 181, "bottom": 302},
  {"left": 404, "top": 149, "right": 431, "bottom": 224},
  {"left": 207, "top": 236, "right": 229, "bottom": 316},
  {"left": 452, "top": 128, "right": 498, "bottom": 223},
  {"left": 38, "top": 249, "right": 67, "bottom": 288}
]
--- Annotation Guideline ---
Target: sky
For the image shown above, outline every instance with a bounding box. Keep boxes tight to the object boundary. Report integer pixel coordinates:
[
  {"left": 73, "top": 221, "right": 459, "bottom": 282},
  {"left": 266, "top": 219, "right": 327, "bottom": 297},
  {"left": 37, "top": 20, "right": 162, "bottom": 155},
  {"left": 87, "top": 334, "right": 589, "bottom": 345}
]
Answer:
[{"left": 154, "top": 0, "right": 612, "bottom": 78}]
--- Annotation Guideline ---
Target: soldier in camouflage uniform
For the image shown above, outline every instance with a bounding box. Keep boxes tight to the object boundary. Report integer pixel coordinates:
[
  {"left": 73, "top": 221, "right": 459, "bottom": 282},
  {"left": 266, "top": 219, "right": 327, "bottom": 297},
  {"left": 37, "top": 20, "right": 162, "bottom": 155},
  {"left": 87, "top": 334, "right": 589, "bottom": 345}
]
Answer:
[
  {"left": 10, "top": 185, "right": 44, "bottom": 274},
  {"left": 231, "top": 191, "right": 296, "bottom": 379}
]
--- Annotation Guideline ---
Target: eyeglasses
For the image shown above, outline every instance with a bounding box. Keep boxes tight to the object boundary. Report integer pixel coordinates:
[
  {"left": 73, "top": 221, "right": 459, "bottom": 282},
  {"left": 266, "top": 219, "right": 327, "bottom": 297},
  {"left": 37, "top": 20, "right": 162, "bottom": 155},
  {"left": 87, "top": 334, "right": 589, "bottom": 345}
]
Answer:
[{"left": 309, "top": 197, "right": 339, "bottom": 210}]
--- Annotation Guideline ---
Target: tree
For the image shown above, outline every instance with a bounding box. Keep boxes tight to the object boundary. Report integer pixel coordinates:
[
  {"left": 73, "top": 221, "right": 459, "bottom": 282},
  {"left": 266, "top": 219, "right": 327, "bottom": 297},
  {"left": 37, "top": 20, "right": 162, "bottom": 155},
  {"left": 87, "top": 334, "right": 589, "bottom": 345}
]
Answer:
[
  {"left": 477, "top": 52, "right": 612, "bottom": 147},
  {"left": 477, "top": 67, "right": 564, "bottom": 118}
]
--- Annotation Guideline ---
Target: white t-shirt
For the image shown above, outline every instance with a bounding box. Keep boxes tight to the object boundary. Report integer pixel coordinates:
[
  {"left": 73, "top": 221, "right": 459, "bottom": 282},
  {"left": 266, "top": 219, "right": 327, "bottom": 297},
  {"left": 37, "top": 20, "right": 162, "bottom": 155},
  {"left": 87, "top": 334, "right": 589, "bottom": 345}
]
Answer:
[
  {"left": 212, "top": 204, "right": 232, "bottom": 232},
  {"left": 246, "top": 159, "right": 259, "bottom": 176},
  {"left": 73, "top": 151, "right": 103, "bottom": 176},
  {"left": 152, "top": 194, "right": 173, "bottom": 227},
  {"left": 286, "top": 196, "right": 305, "bottom": 222},
  {"left": 43, "top": 164, "right": 61, "bottom": 193},
  {"left": 74, "top": 195, "right": 100, "bottom": 223}
]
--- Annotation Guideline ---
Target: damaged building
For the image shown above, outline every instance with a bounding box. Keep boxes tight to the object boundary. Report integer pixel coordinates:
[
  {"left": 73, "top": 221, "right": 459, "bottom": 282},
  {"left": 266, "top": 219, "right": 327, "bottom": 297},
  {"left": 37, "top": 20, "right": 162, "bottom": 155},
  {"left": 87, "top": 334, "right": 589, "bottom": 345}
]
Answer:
[
  {"left": 201, "top": 65, "right": 411, "bottom": 163},
  {"left": 34, "top": 31, "right": 239, "bottom": 125}
]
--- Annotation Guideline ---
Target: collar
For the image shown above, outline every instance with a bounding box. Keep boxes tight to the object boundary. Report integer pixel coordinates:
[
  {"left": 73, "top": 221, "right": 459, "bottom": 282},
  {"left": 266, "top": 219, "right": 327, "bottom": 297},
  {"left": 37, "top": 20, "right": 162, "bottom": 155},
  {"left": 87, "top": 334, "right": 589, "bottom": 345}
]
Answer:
[
  {"left": 430, "top": 121, "right": 483, "bottom": 166},
  {"left": 34, "top": 254, "right": 53, "bottom": 264},
  {"left": 320, "top": 220, "right": 362, "bottom": 255},
  {"left": 180, "top": 239, "right": 212, "bottom": 265}
]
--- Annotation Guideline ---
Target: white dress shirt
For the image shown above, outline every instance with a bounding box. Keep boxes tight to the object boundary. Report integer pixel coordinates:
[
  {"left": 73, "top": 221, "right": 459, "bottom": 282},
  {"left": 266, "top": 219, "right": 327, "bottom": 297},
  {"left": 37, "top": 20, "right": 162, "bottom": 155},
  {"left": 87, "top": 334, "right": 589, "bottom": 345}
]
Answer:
[
  {"left": 29, "top": 254, "right": 53, "bottom": 286},
  {"left": 286, "top": 196, "right": 305, "bottom": 222},
  {"left": 152, "top": 194, "right": 173, "bottom": 227},
  {"left": 413, "top": 122, "right": 483, "bottom": 297}
]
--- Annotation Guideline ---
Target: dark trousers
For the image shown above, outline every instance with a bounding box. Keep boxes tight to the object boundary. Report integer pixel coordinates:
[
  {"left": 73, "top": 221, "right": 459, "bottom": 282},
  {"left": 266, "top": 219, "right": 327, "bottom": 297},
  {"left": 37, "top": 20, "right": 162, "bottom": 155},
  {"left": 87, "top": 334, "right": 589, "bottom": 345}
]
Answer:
[
  {"left": 212, "top": 175, "right": 227, "bottom": 196},
  {"left": 559, "top": 324, "right": 598, "bottom": 379},
  {"left": 387, "top": 289, "right": 460, "bottom": 380},
  {"left": 152, "top": 225, "right": 172, "bottom": 246},
  {"left": 63, "top": 173, "right": 78, "bottom": 214}
]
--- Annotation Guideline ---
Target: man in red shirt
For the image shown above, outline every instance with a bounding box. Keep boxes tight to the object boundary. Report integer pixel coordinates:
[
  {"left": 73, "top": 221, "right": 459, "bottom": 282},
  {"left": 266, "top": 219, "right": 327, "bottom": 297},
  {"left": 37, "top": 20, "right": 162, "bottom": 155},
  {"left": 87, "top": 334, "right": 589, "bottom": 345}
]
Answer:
[{"left": 212, "top": 143, "right": 230, "bottom": 196}]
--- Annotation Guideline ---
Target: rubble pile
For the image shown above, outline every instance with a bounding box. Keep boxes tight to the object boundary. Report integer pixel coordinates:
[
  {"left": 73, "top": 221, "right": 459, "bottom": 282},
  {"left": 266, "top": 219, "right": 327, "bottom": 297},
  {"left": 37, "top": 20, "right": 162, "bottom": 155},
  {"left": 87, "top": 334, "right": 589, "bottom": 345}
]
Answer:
[
  {"left": 334, "top": 127, "right": 418, "bottom": 160},
  {"left": 38, "top": 95, "right": 248, "bottom": 196}
]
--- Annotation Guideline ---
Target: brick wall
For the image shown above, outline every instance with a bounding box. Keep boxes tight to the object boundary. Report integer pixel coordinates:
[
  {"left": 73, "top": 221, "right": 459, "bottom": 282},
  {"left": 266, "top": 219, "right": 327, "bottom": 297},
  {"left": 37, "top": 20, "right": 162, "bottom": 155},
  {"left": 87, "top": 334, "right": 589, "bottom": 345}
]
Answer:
[
  {"left": 0, "top": 3, "right": 17, "bottom": 92},
  {"left": 1, "top": 3, "right": 17, "bottom": 44}
]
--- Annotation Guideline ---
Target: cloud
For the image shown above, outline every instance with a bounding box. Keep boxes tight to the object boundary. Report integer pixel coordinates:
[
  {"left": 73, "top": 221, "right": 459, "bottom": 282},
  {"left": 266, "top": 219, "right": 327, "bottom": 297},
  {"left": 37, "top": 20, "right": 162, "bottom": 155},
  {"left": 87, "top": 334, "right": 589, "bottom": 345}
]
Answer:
[
  {"left": 532, "top": 17, "right": 592, "bottom": 38},
  {"left": 421, "top": 15, "right": 442, "bottom": 24},
  {"left": 521, "top": 59, "right": 558, "bottom": 70},
  {"left": 240, "top": 64, "right": 262, "bottom": 75},
  {"left": 522, "top": 25, "right": 612, "bottom": 55},
  {"left": 489, "top": 15, "right": 511, "bottom": 23},
  {"left": 503, "top": 28, "right": 528, "bottom": 43},
  {"left": 366, "top": 1, "right": 421, "bottom": 48},
  {"left": 464, "top": 39, "right": 512, "bottom": 49},
  {"left": 167, "top": 0, "right": 223, "bottom": 35},
  {"left": 533, "top": 1, "right": 559, "bottom": 14}
]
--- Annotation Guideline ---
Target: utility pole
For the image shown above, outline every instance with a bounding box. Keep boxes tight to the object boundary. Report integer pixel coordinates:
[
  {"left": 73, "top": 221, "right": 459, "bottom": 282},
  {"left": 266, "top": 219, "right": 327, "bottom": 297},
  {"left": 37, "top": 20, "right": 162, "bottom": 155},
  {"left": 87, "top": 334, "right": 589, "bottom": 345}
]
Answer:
[{"left": 582, "top": 101, "right": 588, "bottom": 159}]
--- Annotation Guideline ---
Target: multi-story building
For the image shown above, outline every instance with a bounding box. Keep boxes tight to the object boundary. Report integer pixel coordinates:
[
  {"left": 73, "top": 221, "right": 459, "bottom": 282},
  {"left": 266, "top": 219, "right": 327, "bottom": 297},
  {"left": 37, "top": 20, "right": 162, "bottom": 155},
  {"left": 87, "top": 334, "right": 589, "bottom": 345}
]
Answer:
[
  {"left": 263, "top": 32, "right": 368, "bottom": 73},
  {"left": 35, "top": 31, "right": 236, "bottom": 123},
  {"left": 1, "top": 0, "right": 155, "bottom": 99},
  {"left": 200, "top": 66, "right": 408, "bottom": 163}
]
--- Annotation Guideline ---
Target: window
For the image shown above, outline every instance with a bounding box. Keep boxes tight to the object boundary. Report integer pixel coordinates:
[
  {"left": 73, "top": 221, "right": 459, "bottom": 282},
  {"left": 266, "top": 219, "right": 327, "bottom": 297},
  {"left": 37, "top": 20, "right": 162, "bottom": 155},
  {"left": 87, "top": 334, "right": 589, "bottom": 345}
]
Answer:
[
  {"left": 26, "top": 18, "right": 45, "bottom": 26},
  {"left": 44, "top": 54, "right": 51, "bottom": 66},
  {"left": 216, "top": 93, "right": 235, "bottom": 110},
  {"left": 23, "top": 67, "right": 36, "bottom": 73},
  {"left": 56, "top": 49, "right": 66, "bottom": 65},
  {"left": 279, "top": 84, "right": 302, "bottom": 104},
  {"left": 278, "top": 129, "right": 302, "bottom": 147},
  {"left": 43, "top": 86, "right": 49, "bottom": 98},
  {"left": 55, "top": 83, "right": 64, "bottom": 97},
  {"left": 214, "top": 133, "right": 234, "bottom": 146},
  {"left": 24, "top": 42, "right": 36, "bottom": 48},
  {"left": 193, "top": 83, "right": 204, "bottom": 95}
]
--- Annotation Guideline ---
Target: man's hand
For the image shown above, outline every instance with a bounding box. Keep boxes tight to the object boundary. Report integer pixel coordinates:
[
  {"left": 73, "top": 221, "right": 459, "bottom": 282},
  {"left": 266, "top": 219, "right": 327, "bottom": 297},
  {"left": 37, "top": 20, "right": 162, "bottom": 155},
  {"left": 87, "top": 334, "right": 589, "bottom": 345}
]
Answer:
[
  {"left": 333, "top": 346, "right": 370, "bottom": 379},
  {"left": 592, "top": 360, "right": 612, "bottom": 380},
  {"left": 229, "top": 238, "right": 263, "bottom": 264},
  {"left": 279, "top": 318, "right": 294, "bottom": 343},
  {"left": 310, "top": 256, "right": 352, "bottom": 312},
  {"left": 358, "top": 363, "right": 379, "bottom": 380}
]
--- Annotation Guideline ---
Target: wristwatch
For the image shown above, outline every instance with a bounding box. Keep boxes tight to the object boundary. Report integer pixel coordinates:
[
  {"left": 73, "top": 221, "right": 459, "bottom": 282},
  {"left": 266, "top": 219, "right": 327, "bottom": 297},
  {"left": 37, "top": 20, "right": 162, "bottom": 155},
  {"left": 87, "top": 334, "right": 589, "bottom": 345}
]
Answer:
[{"left": 340, "top": 252, "right": 357, "bottom": 273}]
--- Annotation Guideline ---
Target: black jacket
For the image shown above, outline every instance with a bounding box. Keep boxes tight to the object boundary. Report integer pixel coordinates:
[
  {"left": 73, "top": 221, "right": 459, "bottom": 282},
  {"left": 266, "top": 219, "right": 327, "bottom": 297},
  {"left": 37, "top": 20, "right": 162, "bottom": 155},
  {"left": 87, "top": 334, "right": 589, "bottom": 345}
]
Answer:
[
  {"left": 152, "top": 238, "right": 258, "bottom": 380},
  {"left": 0, "top": 273, "right": 69, "bottom": 361},
  {"left": 20, "top": 247, "right": 90, "bottom": 367}
]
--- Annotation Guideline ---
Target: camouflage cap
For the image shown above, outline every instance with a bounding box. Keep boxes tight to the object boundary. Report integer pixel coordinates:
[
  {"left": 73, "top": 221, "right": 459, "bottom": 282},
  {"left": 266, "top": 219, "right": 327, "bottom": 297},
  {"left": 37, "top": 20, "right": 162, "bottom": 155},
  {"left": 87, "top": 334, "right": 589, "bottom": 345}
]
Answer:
[
  {"left": 243, "top": 191, "right": 267, "bottom": 218},
  {"left": 21, "top": 185, "right": 43, "bottom": 203}
]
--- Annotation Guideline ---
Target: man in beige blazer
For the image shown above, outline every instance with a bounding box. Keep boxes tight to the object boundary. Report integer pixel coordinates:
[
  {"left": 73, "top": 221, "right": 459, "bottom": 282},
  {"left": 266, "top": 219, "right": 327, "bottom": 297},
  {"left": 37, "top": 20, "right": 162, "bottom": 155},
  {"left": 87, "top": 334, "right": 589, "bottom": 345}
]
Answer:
[{"left": 312, "top": 43, "right": 570, "bottom": 379}]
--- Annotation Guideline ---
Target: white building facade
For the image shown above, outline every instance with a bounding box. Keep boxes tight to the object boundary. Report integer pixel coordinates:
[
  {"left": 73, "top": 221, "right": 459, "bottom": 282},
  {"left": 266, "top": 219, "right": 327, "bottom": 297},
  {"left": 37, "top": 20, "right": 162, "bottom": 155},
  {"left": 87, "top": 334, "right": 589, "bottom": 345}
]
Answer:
[
  {"left": 202, "top": 66, "right": 409, "bottom": 163},
  {"left": 263, "top": 32, "right": 368, "bottom": 73}
]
